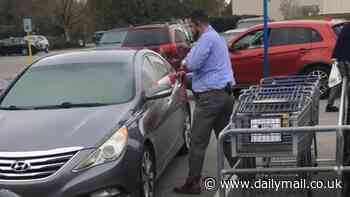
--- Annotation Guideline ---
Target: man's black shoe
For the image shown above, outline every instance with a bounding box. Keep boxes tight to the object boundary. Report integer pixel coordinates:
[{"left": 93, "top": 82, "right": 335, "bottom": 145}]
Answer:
[
  {"left": 326, "top": 105, "right": 339, "bottom": 112},
  {"left": 174, "top": 176, "right": 201, "bottom": 195}
]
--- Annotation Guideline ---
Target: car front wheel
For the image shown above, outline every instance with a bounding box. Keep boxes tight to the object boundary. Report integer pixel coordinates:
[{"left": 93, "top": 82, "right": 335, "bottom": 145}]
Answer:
[
  {"left": 141, "top": 146, "right": 155, "bottom": 197},
  {"left": 179, "top": 108, "right": 192, "bottom": 155},
  {"left": 304, "top": 66, "right": 330, "bottom": 99}
]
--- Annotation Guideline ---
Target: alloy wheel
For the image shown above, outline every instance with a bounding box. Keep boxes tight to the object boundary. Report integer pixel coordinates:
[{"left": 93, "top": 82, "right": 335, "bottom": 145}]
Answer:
[
  {"left": 184, "top": 113, "right": 191, "bottom": 150},
  {"left": 141, "top": 149, "right": 155, "bottom": 197},
  {"left": 309, "top": 69, "right": 329, "bottom": 96}
]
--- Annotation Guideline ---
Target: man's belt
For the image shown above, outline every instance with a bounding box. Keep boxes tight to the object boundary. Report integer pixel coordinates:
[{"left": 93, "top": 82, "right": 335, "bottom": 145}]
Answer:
[{"left": 194, "top": 88, "right": 228, "bottom": 99}]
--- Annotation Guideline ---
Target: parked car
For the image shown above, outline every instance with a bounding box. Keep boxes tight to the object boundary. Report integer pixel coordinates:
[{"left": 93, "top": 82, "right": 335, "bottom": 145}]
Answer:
[
  {"left": 24, "top": 35, "right": 49, "bottom": 53},
  {"left": 179, "top": 23, "right": 194, "bottom": 44},
  {"left": 93, "top": 30, "right": 106, "bottom": 45},
  {"left": 97, "top": 28, "right": 129, "bottom": 47},
  {"left": 221, "top": 28, "right": 247, "bottom": 43},
  {"left": 236, "top": 17, "right": 272, "bottom": 29},
  {"left": 0, "top": 35, "right": 49, "bottom": 56},
  {"left": 122, "top": 24, "right": 191, "bottom": 69},
  {"left": 229, "top": 20, "right": 348, "bottom": 97},
  {"left": 0, "top": 49, "right": 192, "bottom": 197}
]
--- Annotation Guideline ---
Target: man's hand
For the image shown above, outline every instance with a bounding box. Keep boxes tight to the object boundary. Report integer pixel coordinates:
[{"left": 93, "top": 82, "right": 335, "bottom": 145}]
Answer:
[{"left": 179, "top": 60, "right": 189, "bottom": 72}]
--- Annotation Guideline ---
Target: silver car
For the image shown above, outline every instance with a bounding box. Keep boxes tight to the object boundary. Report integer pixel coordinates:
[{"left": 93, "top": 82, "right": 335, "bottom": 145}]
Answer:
[{"left": 0, "top": 49, "right": 192, "bottom": 197}]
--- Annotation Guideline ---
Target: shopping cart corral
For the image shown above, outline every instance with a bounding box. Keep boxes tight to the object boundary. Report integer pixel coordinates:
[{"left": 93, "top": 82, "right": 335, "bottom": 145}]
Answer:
[{"left": 217, "top": 75, "right": 350, "bottom": 197}]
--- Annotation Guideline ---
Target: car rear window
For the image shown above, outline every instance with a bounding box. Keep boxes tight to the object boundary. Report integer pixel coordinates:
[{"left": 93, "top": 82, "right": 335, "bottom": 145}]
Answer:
[
  {"left": 270, "top": 27, "right": 323, "bottom": 46},
  {"left": 123, "top": 28, "right": 170, "bottom": 46},
  {"left": 100, "top": 30, "right": 128, "bottom": 45}
]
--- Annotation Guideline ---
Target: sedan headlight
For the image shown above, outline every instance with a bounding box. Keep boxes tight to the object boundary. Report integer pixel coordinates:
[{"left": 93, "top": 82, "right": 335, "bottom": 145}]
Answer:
[{"left": 74, "top": 127, "right": 128, "bottom": 171}]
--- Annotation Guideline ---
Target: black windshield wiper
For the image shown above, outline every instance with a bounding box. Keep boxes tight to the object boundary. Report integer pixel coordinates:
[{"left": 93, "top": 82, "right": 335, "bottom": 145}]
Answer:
[
  {"left": 0, "top": 105, "right": 34, "bottom": 110},
  {"left": 33, "top": 102, "right": 109, "bottom": 109},
  {"left": 100, "top": 42, "right": 121, "bottom": 44}
]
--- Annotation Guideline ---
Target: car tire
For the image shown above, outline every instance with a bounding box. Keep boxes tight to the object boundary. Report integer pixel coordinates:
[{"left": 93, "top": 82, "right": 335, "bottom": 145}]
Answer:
[
  {"left": 303, "top": 65, "right": 330, "bottom": 99},
  {"left": 178, "top": 107, "right": 192, "bottom": 155},
  {"left": 140, "top": 146, "right": 155, "bottom": 197}
]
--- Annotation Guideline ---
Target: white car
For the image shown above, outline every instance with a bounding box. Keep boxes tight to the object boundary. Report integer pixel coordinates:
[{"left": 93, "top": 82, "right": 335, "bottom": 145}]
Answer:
[{"left": 24, "top": 35, "right": 49, "bottom": 53}]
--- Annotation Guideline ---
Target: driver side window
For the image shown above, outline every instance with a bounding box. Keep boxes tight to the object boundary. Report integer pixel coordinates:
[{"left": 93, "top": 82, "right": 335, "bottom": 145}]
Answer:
[
  {"left": 142, "top": 58, "right": 156, "bottom": 91},
  {"left": 234, "top": 30, "right": 264, "bottom": 50}
]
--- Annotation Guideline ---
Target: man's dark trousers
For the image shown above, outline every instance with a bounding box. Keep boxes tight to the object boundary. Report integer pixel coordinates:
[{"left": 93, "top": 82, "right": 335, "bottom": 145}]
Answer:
[{"left": 189, "top": 90, "right": 235, "bottom": 177}]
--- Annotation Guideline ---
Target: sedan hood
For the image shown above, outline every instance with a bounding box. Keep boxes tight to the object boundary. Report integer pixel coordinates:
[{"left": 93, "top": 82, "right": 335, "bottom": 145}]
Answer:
[{"left": 0, "top": 104, "right": 132, "bottom": 152}]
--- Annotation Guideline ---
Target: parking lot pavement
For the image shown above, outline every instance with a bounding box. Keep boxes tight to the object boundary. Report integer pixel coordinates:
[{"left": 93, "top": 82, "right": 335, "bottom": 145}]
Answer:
[
  {"left": 0, "top": 54, "right": 341, "bottom": 197},
  {"left": 155, "top": 126, "right": 219, "bottom": 197}
]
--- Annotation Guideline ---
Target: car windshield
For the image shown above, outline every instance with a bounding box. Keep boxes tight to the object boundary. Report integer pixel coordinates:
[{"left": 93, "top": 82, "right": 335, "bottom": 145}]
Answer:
[
  {"left": 123, "top": 29, "right": 169, "bottom": 46},
  {"left": 0, "top": 62, "right": 134, "bottom": 109},
  {"left": 99, "top": 30, "right": 128, "bottom": 45}
]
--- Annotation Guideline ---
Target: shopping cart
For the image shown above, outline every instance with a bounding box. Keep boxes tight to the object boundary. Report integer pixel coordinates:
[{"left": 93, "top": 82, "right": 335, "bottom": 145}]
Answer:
[
  {"left": 232, "top": 84, "right": 315, "bottom": 170},
  {"left": 217, "top": 75, "right": 350, "bottom": 197},
  {"left": 261, "top": 75, "right": 321, "bottom": 84},
  {"left": 258, "top": 76, "right": 320, "bottom": 161},
  {"left": 260, "top": 75, "right": 320, "bottom": 125}
]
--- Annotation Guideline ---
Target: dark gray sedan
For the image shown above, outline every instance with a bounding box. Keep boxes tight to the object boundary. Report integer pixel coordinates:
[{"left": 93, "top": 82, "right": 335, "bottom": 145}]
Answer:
[{"left": 0, "top": 49, "right": 192, "bottom": 197}]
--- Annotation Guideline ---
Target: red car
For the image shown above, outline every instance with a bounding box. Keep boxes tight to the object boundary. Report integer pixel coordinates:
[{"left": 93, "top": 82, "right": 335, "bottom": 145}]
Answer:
[
  {"left": 229, "top": 20, "right": 347, "bottom": 97},
  {"left": 122, "top": 23, "right": 192, "bottom": 69}
]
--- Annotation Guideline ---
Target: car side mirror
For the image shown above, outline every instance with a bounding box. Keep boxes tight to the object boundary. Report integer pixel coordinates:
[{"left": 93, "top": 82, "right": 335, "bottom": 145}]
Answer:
[
  {"left": 229, "top": 43, "right": 237, "bottom": 52},
  {"left": 145, "top": 84, "right": 172, "bottom": 101}
]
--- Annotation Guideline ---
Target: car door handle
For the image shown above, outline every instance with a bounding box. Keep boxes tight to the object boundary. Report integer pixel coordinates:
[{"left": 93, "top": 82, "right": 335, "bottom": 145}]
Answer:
[{"left": 257, "top": 53, "right": 264, "bottom": 58}]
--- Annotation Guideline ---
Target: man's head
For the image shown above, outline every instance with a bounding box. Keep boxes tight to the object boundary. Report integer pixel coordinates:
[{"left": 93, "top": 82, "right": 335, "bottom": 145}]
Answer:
[{"left": 188, "top": 9, "right": 209, "bottom": 41}]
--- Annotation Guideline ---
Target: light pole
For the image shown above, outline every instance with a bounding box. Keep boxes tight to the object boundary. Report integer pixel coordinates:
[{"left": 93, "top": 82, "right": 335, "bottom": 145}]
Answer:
[{"left": 263, "top": 0, "right": 270, "bottom": 77}]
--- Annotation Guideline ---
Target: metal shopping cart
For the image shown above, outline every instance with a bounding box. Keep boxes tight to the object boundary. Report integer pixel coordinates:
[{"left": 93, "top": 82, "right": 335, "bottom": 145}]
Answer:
[
  {"left": 217, "top": 75, "right": 350, "bottom": 197},
  {"left": 260, "top": 75, "right": 320, "bottom": 125},
  {"left": 233, "top": 83, "right": 315, "bottom": 172}
]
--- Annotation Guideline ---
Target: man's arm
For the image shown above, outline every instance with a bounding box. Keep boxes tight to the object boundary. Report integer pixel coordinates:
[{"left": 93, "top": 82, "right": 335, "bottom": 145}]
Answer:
[{"left": 183, "top": 36, "right": 212, "bottom": 71}]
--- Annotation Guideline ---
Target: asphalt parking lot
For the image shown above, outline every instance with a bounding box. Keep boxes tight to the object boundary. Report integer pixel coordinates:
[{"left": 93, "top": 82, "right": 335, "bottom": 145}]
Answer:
[{"left": 0, "top": 52, "right": 341, "bottom": 197}]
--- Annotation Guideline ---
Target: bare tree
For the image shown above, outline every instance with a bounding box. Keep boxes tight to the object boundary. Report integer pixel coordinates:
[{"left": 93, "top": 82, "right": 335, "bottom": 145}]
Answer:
[
  {"left": 280, "top": 0, "right": 294, "bottom": 19},
  {"left": 280, "top": 0, "right": 303, "bottom": 19},
  {"left": 53, "top": 0, "right": 88, "bottom": 42}
]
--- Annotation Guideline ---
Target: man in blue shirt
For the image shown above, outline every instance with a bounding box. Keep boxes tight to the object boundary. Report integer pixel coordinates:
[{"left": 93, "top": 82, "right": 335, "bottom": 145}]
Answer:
[{"left": 174, "top": 10, "right": 236, "bottom": 195}]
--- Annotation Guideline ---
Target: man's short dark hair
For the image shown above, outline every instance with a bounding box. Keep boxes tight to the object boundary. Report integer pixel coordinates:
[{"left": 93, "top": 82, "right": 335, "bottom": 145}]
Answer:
[{"left": 189, "top": 9, "right": 209, "bottom": 25}]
